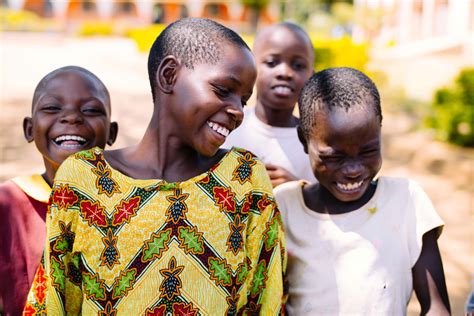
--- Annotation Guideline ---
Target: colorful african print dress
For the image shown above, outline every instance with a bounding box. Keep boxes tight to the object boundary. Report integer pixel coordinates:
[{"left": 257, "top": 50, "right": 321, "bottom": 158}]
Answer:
[{"left": 24, "top": 147, "right": 286, "bottom": 315}]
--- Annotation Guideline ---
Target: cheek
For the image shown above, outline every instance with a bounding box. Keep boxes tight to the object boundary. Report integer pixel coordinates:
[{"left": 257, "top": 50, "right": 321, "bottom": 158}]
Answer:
[
  {"left": 371, "top": 156, "right": 383, "bottom": 173},
  {"left": 310, "top": 157, "right": 328, "bottom": 174},
  {"left": 256, "top": 70, "right": 271, "bottom": 86}
]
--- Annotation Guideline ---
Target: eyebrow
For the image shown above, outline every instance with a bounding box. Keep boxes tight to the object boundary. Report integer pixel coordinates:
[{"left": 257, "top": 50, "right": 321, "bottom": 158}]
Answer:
[
  {"left": 361, "top": 140, "right": 381, "bottom": 150},
  {"left": 227, "top": 75, "right": 241, "bottom": 87}
]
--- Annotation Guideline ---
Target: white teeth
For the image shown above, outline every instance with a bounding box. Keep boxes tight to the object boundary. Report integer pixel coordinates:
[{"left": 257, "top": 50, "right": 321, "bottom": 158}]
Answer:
[
  {"left": 207, "top": 121, "right": 229, "bottom": 137},
  {"left": 54, "top": 135, "right": 86, "bottom": 147},
  {"left": 274, "top": 86, "right": 291, "bottom": 94},
  {"left": 54, "top": 135, "right": 86, "bottom": 142},
  {"left": 337, "top": 181, "right": 363, "bottom": 191}
]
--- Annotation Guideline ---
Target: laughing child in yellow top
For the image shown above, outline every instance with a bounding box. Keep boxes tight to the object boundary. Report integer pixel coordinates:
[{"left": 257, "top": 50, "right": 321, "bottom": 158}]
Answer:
[{"left": 25, "top": 18, "right": 286, "bottom": 315}]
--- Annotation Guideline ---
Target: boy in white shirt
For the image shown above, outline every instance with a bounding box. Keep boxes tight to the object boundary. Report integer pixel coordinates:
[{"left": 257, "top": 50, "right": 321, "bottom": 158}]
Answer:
[
  {"left": 275, "top": 67, "right": 450, "bottom": 315},
  {"left": 224, "top": 22, "right": 316, "bottom": 187}
]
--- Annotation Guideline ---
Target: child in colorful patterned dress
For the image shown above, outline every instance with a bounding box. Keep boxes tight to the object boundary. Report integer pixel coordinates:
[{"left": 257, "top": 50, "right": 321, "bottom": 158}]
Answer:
[
  {"left": 224, "top": 22, "right": 316, "bottom": 187},
  {"left": 25, "top": 18, "right": 286, "bottom": 315},
  {"left": 274, "top": 67, "right": 450, "bottom": 315},
  {"left": 0, "top": 66, "right": 118, "bottom": 315}
]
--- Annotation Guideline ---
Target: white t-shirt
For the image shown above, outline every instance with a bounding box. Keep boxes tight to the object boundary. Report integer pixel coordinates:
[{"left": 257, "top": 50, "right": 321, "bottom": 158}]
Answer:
[
  {"left": 224, "top": 106, "right": 316, "bottom": 183},
  {"left": 274, "top": 177, "right": 444, "bottom": 316}
]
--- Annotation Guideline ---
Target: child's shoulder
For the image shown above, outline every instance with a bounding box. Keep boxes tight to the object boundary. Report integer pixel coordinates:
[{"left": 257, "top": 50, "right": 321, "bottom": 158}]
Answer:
[
  {"left": 274, "top": 179, "right": 304, "bottom": 196},
  {"left": 273, "top": 180, "right": 306, "bottom": 211},
  {"left": 377, "top": 176, "right": 426, "bottom": 196},
  {"left": 55, "top": 147, "right": 107, "bottom": 179},
  {"left": 376, "top": 176, "right": 435, "bottom": 213},
  {"left": 0, "top": 180, "right": 20, "bottom": 204},
  {"left": 0, "top": 176, "right": 47, "bottom": 209},
  {"left": 220, "top": 147, "right": 273, "bottom": 193}
]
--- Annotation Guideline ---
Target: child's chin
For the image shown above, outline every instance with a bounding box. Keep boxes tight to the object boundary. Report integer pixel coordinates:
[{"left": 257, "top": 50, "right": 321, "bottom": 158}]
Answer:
[{"left": 198, "top": 147, "right": 220, "bottom": 158}]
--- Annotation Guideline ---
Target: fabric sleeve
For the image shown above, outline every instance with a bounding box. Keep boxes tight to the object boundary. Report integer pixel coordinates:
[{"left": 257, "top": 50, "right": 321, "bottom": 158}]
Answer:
[
  {"left": 24, "top": 157, "right": 84, "bottom": 315},
  {"left": 243, "top": 159, "right": 287, "bottom": 315},
  {"left": 407, "top": 179, "right": 445, "bottom": 267}
]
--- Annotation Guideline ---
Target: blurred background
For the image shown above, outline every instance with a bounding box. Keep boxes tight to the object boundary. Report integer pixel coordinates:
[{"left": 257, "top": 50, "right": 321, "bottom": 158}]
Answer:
[{"left": 0, "top": 0, "right": 473, "bottom": 314}]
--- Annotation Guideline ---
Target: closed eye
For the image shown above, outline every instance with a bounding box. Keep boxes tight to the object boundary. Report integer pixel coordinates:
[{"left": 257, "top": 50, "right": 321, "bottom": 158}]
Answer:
[
  {"left": 321, "top": 155, "right": 343, "bottom": 163},
  {"left": 41, "top": 104, "right": 61, "bottom": 112},
  {"left": 212, "top": 85, "right": 230, "bottom": 99},
  {"left": 361, "top": 149, "right": 379, "bottom": 157},
  {"left": 82, "top": 107, "right": 105, "bottom": 115}
]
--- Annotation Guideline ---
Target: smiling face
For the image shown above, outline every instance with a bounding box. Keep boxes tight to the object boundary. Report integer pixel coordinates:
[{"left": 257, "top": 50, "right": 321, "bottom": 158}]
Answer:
[
  {"left": 306, "top": 106, "right": 382, "bottom": 203},
  {"left": 254, "top": 26, "right": 314, "bottom": 112},
  {"left": 166, "top": 43, "right": 256, "bottom": 157},
  {"left": 24, "top": 70, "right": 117, "bottom": 182}
]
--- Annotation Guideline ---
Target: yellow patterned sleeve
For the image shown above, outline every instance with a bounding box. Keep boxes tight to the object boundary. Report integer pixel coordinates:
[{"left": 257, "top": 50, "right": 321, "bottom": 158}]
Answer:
[
  {"left": 243, "top": 158, "right": 287, "bottom": 315},
  {"left": 24, "top": 155, "right": 85, "bottom": 315}
]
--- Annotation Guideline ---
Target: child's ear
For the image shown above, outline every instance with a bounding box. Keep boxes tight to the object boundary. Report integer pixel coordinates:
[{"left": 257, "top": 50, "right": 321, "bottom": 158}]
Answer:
[
  {"left": 157, "top": 56, "right": 180, "bottom": 94},
  {"left": 106, "top": 122, "right": 118, "bottom": 146},
  {"left": 23, "top": 117, "right": 34, "bottom": 143},
  {"left": 297, "top": 125, "right": 308, "bottom": 154}
]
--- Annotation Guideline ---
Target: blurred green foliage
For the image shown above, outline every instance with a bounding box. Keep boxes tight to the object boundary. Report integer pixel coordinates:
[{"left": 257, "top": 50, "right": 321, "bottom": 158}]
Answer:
[
  {"left": 240, "top": 0, "right": 270, "bottom": 9},
  {"left": 425, "top": 68, "right": 474, "bottom": 147}
]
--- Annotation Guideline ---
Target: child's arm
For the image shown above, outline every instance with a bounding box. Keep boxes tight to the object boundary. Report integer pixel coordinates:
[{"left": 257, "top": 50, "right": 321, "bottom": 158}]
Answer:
[
  {"left": 24, "top": 161, "right": 84, "bottom": 314},
  {"left": 412, "top": 228, "right": 450, "bottom": 315},
  {"left": 265, "top": 163, "right": 297, "bottom": 188},
  {"left": 245, "top": 197, "right": 287, "bottom": 314}
]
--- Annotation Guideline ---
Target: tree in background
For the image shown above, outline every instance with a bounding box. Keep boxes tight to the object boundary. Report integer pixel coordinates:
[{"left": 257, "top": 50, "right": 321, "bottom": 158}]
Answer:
[
  {"left": 240, "top": 0, "right": 270, "bottom": 31},
  {"left": 426, "top": 68, "right": 474, "bottom": 147}
]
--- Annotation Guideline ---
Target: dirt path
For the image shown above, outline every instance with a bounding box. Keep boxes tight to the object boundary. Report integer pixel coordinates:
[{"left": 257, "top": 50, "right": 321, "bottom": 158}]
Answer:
[{"left": 1, "top": 33, "right": 472, "bottom": 314}]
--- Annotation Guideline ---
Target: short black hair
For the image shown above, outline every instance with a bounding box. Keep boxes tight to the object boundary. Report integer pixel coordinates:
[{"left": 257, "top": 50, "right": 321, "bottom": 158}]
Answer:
[
  {"left": 298, "top": 67, "right": 382, "bottom": 139},
  {"left": 147, "top": 18, "right": 250, "bottom": 101},
  {"left": 32, "top": 65, "right": 110, "bottom": 112}
]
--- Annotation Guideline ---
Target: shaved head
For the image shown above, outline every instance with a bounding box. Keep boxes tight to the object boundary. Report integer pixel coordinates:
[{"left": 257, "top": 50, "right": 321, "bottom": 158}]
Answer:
[{"left": 253, "top": 22, "right": 314, "bottom": 60}]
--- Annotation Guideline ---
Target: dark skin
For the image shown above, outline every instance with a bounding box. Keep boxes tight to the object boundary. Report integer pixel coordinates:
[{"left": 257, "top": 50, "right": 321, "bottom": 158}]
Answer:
[
  {"left": 104, "top": 44, "right": 256, "bottom": 183},
  {"left": 23, "top": 70, "right": 118, "bottom": 186},
  {"left": 252, "top": 24, "right": 314, "bottom": 187},
  {"left": 299, "top": 105, "right": 450, "bottom": 314}
]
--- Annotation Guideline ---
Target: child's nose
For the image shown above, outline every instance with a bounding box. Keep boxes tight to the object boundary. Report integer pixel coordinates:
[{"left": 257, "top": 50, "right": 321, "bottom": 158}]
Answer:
[
  {"left": 60, "top": 109, "right": 84, "bottom": 124},
  {"left": 225, "top": 98, "right": 244, "bottom": 124},
  {"left": 276, "top": 63, "right": 293, "bottom": 80},
  {"left": 342, "top": 161, "right": 363, "bottom": 178}
]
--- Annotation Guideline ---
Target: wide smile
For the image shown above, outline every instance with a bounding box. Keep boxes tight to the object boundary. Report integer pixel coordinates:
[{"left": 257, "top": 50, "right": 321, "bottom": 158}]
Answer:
[
  {"left": 53, "top": 134, "right": 88, "bottom": 149},
  {"left": 335, "top": 180, "right": 364, "bottom": 193},
  {"left": 207, "top": 121, "right": 230, "bottom": 138}
]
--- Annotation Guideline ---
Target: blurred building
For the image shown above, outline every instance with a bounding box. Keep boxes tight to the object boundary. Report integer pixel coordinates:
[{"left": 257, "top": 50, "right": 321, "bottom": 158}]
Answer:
[
  {"left": 3, "top": 0, "right": 276, "bottom": 28},
  {"left": 353, "top": 0, "right": 473, "bottom": 56}
]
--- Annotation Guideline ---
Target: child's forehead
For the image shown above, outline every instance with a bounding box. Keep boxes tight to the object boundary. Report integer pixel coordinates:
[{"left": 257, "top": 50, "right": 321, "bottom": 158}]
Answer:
[
  {"left": 317, "top": 106, "right": 380, "bottom": 134},
  {"left": 254, "top": 26, "right": 313, "bottom": 57},
  {"left": 45, "top": 70, "right": 99, "bottom": 88},
  {"left": 33, "top": 70, "right": 110, "bottom": 110}
]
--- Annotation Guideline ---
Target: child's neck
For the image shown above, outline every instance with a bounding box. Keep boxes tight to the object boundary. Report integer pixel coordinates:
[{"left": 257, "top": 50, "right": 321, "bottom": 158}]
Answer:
[
  {"left": 104, "top": 121, "right": 226, "bottom": 183},
  {"left": 303, "top": 181, "right": 377, "bottom": 215},
  {"left": 255, "top": 102, "right": 299, "bottom": 127}
]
